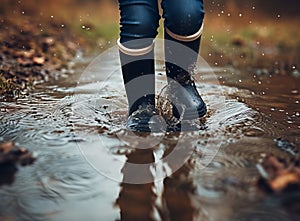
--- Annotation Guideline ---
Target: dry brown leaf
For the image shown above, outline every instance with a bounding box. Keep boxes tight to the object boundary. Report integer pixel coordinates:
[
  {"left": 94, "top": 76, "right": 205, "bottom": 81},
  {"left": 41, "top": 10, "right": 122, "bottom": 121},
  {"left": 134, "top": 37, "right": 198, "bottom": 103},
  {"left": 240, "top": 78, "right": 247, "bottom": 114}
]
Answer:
[
  {"left": 17, "top": 57, "right": 33, "bottom": 66},
  {"left": 33, "top": 56, "right": 45, "bottom": 65},
  {"left": 0, "top": 142, "right": 14, "bottom": 154},
  {"left": 269, "top": 172, "right": 299, "bottom": 192},
  {"left": 257, "top": 155, "right": 300, "bottom": 194}
]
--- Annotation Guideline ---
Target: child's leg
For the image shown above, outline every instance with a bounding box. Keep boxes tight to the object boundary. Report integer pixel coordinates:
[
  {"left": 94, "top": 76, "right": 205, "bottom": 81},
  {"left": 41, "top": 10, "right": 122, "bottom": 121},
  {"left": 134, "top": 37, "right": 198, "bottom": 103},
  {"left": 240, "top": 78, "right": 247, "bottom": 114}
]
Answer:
[
  {"left": 119, "top": 0, "right": 160, "bottom": 49},
  {"left": 162, "top": 0, "right": 207, "bottom": 119},
  {"left": 118, "top": 0, "right": 161, "bottom": 131}
]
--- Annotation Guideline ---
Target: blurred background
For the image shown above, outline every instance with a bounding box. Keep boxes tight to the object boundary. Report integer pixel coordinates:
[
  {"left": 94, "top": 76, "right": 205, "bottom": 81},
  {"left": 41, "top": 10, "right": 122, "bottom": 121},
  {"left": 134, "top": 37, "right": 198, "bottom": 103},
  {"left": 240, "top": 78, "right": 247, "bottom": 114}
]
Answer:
[
  {"left": 1, "top": 0, "right": 299, "bottom": 65},
  {"left": 1, "top": 0, "right": 300, "bottom": 71}
]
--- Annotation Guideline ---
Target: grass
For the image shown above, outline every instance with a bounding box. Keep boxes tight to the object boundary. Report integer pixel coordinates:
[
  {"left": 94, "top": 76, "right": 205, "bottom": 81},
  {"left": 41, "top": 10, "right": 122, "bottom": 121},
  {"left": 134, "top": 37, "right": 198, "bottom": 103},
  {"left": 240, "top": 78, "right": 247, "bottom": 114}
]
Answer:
[{"left": 201, "top": 15, "right": 300, "bottom": 69}]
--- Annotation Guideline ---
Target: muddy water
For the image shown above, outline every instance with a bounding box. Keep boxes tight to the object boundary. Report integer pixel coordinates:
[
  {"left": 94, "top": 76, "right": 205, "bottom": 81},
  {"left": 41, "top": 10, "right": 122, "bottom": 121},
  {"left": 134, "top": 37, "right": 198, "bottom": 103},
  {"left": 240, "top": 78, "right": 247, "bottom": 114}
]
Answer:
[{"left": 0, "top": 46, "right": 299, "bottom": 221}]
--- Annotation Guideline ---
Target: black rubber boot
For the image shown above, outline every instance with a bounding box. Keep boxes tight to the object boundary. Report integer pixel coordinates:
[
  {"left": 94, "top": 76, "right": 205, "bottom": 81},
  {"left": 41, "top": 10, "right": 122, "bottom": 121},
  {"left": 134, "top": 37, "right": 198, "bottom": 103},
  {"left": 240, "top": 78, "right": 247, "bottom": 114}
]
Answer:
[
  {"left": 164, "top": 32, "right": 207, "bottom": 120},
  {"left": 119, "top": 49, "right": 164, "bottom": 132}
]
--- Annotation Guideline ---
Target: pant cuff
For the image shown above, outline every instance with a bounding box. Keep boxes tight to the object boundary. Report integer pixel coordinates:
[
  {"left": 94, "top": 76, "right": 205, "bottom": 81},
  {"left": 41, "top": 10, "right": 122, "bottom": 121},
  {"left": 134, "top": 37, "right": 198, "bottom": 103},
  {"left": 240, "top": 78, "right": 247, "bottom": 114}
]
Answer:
[
  {"left": 117, "top": 38, "right": 154, "bottom": 56},
  {"left": 165, "top": 23, "right": 204, "bottom": 42}
]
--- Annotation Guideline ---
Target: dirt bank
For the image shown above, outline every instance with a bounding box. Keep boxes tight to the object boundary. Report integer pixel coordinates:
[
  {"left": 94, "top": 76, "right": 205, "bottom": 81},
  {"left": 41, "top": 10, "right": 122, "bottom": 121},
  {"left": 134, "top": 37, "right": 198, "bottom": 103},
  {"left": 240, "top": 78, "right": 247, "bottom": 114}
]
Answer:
[{"left": 0, "top": 16, "right": 86, "bottom": 99}]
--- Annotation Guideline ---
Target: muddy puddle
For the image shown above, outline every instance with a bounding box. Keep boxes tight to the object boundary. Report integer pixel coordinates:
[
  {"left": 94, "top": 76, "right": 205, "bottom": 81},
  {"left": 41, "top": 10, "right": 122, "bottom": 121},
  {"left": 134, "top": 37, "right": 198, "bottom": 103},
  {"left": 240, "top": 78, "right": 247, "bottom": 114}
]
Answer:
[{"left": 0, "top": 45, "right": 299, "bottom": 221}]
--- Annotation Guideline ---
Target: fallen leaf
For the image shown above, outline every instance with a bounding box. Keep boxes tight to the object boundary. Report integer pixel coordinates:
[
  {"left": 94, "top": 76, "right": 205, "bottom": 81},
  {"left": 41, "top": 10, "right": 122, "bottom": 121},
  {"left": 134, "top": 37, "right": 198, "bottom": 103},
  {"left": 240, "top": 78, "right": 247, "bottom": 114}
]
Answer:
[
  {"left": 0, "top": 142, "right": 14, "bottom": 154},
  {"left": 269, "top": 172, "right": 299, "bottom": 192},
  {"left": 23, "top": 49, "right": 35, "bottom": 58},
  {"left": 17, "top": 57, "right": 33, "bottom": 67},
  {"left": 33, "top": 56, "right": 45, "bottom": 65},
  {"left": 44, "top": 37, "right": 55, "bottom": 46},
  {"left": 0, "top": 142, "right": 36, "bottom": 166},
  {"left": 257, "top": 155, "right": 300, "bottom": 194}
]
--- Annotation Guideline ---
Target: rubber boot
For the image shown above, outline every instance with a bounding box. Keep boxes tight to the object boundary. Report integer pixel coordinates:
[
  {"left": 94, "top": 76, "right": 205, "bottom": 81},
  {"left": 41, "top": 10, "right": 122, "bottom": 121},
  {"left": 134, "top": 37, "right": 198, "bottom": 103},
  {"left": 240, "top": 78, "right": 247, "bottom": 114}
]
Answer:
[
  {"left": 164, "top": 31, "right": 207, "bottom": 120},
  {"left": 119, "top": 49, "right": 164, "bottom": 132}
]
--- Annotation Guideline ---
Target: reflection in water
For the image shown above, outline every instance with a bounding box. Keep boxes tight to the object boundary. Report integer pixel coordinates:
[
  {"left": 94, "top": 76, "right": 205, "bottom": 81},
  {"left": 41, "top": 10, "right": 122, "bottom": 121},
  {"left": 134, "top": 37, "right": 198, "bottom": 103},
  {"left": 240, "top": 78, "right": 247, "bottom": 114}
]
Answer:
[
  {"left": 162, "top": 165, "right": 197, "bottom": 221},
  {"left": 116, "top": 148, "right": 155, "bottom": 221},
  {"left": 116, "top": 134, "right": 199, "bottom": 221},
  {"left": 0, "top": 165, "right": 17, "bottom": 186}
]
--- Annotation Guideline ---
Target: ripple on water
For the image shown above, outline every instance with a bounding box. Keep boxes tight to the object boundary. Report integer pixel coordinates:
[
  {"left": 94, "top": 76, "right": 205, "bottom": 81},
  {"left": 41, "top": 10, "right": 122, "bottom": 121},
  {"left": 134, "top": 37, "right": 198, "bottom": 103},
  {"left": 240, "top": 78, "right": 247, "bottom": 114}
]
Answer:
[
  {"left": 181, "top": 84, "right": 263, "bottom": 202},
  {"left": 88, "top": 82, "right": 261, "bottom": 180},
  {"left": 0, "top": 95, "right": 102, "bottom": 145},
  {"left": 250, "top": 111, "right": 287, "bottom": 138},
  {"left": 6, "top": 151, "right": 106, "bottom": 219},
  {"left": 232, "top": 206, "right": 294, "bottom": 221}
]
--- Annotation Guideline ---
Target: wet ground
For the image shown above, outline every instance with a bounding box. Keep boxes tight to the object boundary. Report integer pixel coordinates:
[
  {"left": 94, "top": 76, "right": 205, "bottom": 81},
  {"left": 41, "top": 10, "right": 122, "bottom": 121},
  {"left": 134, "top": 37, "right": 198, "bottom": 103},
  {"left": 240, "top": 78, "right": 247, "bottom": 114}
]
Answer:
[{"left": 0, "top": 45, "right": 299, "bottom": 221}]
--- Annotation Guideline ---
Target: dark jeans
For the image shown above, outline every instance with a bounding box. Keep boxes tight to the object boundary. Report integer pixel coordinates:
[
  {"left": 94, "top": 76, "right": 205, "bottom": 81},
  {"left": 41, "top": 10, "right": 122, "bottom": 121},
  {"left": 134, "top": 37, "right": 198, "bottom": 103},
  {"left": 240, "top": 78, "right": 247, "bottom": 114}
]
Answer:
[{"left": 118, "top": 0, "right": 205, "bottom": 49}]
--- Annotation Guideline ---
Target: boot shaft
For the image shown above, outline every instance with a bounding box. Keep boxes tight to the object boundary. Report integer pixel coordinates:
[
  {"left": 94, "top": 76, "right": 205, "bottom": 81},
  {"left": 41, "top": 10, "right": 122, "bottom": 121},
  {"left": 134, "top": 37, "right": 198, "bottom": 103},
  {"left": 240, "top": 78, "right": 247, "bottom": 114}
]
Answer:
[{"left": 119, "top": 50, "right": 156, "bottom": 115}]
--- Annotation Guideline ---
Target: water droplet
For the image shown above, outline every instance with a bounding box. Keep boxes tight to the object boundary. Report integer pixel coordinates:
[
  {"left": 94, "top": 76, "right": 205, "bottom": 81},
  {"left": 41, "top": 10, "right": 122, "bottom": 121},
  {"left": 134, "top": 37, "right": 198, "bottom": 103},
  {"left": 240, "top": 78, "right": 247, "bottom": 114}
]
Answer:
[
  {"left": 292, "top": 69, "right": 300, "bottom": 77},
  {"left": 50, "top": 15, "right": 54, "bottom": 19},
  {"left": 61, "top": 24, "right": 65, "bottom": 28},
  {"left": 239, "top": 13, "right": 242, "bottom": 17}
]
